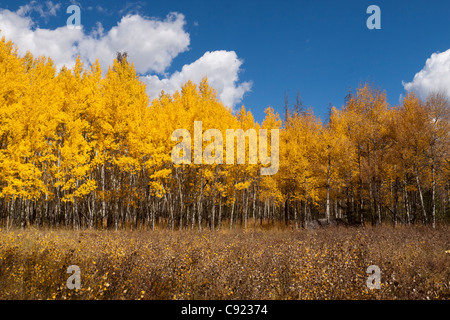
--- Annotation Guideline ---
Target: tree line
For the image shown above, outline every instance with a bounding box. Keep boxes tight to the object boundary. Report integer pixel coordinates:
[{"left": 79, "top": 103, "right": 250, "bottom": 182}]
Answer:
[{"left": 0, "top": 34, "right": 448, "bottom": 230}]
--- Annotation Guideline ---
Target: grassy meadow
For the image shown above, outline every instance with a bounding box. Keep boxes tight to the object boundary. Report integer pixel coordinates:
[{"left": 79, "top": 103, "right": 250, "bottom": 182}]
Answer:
[{"left": 0, "top": 224, "right": 448, "bottom": 300}]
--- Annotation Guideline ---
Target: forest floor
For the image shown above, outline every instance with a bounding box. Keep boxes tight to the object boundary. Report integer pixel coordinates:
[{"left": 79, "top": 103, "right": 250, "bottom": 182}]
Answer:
[{"left": 0, "top": 224, "right": 448, "bottom": 300}]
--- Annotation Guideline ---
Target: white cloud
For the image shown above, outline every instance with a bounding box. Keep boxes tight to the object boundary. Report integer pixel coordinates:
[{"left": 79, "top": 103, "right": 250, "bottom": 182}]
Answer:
[
  {"left": 46, "top": 1, "right": 61, "bottom": 16},
  {"left": 0, "top": 9, "right": 82, "bottom": 70},
  {"left": 119, "top": 1, "right": 145, "bottom": 15},
  {"left": 79, "top": 13, "right": 190, "bottom": 74},
  {"left": 0, "top": 8, "right": 189, "bottom": 73},
  {"left": 141, "top": 50, "right": 252, "bottom": 106},
  {"left": 0, "top": 4, "right": 251, "bottom": 108},
  {"left": 403, "top": 49, "right": 450, "bottom": 99},
  {"left": 142, "top": 50, "right": 252, "bottom": 107},
  {"left": 17, "top": 1, "right": 61, "bottom": 19}
]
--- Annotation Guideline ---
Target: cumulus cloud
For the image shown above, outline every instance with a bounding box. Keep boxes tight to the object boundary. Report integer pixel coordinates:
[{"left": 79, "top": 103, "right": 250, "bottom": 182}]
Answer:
[
  {"left": 142, "top": 51, "right": 252, "bottom": 107},
  {"left": 0, "top": 4, "right": 251, "bottom": 107},
  {"left": 79, "top": 13, "right": 190, "bottom": 74},
  {"left": 0, "top": 8, "right": 189, "bottom": 73},
  {"left": 403, "top": 49, "right": 450, "bottom": 99},
  {"left": 0, "top": 9, "right": 83, "bottom": 70}
]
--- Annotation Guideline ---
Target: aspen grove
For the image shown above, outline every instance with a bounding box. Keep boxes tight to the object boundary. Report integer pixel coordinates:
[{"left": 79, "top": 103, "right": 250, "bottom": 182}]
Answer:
[{"left": 0, "top": 34, "right": 449, "bottom": 230}]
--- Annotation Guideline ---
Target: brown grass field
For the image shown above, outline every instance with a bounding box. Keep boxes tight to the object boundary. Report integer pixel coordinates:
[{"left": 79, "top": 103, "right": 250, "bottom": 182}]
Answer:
[{"left": 0, "top": 224, "right": 448, "bottom": 300}]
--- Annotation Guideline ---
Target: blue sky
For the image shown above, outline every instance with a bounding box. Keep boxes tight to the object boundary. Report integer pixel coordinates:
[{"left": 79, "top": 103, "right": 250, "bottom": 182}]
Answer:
[{"left": 1, "top": 0, "right": 450, "bottom": 123}]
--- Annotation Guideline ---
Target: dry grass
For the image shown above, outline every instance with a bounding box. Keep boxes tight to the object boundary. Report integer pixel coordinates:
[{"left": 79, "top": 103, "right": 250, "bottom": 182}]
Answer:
[{"left": 0, "top": 225, "right": 448, "bottom": 300}]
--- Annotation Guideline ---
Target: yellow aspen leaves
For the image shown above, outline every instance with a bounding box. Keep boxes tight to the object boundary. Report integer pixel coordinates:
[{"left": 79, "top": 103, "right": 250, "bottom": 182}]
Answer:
[{"left": 0, "top": 33, "right": 448, "bottom": 229}]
